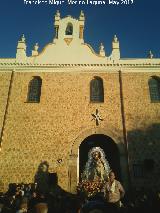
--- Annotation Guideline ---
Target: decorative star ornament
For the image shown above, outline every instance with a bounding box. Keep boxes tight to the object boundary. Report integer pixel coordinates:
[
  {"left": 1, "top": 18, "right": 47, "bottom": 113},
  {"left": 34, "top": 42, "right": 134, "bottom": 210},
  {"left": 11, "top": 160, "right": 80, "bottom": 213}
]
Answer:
[{"left": 91, "top": 109, "right": 103, "bottom": 126}]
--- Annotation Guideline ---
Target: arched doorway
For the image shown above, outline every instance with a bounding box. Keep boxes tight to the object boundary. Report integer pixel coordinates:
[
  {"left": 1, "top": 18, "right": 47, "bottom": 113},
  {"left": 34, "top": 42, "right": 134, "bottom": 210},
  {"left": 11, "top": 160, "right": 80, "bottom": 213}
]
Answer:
[
  {"left": 79, "top": 134, "right": 121, "bottom": 181},
  {"left": 68, "top": 129, "right": 129, "bottom": 193}
]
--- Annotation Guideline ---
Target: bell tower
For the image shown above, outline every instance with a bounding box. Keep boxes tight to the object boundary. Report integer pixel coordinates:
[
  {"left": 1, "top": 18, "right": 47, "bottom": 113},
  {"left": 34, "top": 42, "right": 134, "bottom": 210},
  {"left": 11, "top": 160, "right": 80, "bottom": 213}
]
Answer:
[{"left": 53, "top": 10, "right": 85, "bottom": 45}]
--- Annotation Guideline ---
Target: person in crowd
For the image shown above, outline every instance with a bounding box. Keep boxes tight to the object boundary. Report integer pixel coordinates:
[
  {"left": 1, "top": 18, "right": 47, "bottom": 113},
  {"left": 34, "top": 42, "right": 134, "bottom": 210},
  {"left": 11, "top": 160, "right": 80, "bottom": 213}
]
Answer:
[
  {"left": 16, "top": 202, "right": 28, "bottom": 213},
  {"left": 28, "top": 191, "right": 37, "bottom": 212},
  {"left": 103, "top": 171, "right": 125, "bottom": 208},
  {"left": 24, "top": 184, "right": 32, "bottom": 200},
  {"left": 0, "top": 195, "right": 5, "bottom": 213},
  {"left": 34, "top": 193, "right": 48, "bottom": 213}
]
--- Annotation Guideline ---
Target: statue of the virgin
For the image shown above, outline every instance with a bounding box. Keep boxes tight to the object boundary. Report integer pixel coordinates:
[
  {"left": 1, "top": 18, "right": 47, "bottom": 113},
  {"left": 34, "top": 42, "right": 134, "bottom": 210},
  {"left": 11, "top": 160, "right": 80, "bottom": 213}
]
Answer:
[{"left": 82, "top": 147, "right": 111, "bottom": 182}]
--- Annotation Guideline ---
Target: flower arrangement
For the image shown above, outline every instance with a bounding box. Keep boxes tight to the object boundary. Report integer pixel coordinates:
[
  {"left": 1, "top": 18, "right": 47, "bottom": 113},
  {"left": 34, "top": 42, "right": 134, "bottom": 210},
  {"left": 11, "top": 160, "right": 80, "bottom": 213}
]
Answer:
[{"left": 77, "top": 179, "right": 105, "bottom": 198}]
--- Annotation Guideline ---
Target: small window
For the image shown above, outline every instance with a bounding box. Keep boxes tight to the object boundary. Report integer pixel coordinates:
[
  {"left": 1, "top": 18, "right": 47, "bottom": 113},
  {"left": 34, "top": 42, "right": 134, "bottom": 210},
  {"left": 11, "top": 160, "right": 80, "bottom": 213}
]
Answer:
[
  {"left": 65, "top": 23, "right": 73, "bottom": 35},
  {"left": 133, "top": 164, "right": 143, "bottom": 178},
  {"left": 148, "top": 77, "right": 160, "bottom": 102},
  {"left": 27, "top": 77, "right": 42, "bottom": 103},
  {"left": 54, "top": 25, "right": 59, "bottom": 39},
  {"left": 90, "top": 77, "right": 104, "bottom": 103}
]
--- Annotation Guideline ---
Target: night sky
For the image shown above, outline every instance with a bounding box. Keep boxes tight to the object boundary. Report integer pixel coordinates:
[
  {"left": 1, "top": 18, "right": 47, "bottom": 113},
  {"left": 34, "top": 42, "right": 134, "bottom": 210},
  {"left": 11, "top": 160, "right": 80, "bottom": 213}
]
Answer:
[{"left": 0, "top": 0, "right": 160, "bottom": 59}]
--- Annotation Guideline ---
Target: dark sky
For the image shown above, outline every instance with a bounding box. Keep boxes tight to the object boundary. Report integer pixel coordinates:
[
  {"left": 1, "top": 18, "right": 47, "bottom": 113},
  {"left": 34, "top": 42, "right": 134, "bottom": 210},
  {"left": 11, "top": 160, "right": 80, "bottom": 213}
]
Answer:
[{"left": 0, "top": 0, "right": 160, "bottom": 58}]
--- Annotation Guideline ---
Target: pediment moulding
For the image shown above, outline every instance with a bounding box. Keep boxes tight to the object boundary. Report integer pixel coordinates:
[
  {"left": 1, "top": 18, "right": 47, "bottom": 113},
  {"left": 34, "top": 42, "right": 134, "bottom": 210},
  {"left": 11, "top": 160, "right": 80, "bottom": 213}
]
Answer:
[{"left": 0, "top": 11, "right": 160, "bottom": 65}]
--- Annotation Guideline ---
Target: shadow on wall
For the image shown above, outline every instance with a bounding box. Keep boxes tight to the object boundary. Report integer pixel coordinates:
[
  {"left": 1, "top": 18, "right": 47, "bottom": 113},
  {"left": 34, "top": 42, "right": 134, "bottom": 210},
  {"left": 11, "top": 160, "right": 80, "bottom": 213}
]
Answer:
[
  {"left": 34, "top": 161, "right": 50, "bottom": 194},
  {"left": 34, "top": 161, "right": 78, "bottom": 197},
  {"left": 34, "top": 161, "right": 66, "bottom": 195},
  {"left": 127, "top": 123, "right": 160, "bottom": 183},
  {"left": 34, "top": 161, "right": 81, "bottom": 212}
]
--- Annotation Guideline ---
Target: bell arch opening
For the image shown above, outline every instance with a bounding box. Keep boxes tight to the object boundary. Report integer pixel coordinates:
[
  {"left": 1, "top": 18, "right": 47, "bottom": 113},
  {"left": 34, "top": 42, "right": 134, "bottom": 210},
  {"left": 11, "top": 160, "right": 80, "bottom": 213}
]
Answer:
[{"left": 79, "top": 134, "right": 121, "bottom": 182}]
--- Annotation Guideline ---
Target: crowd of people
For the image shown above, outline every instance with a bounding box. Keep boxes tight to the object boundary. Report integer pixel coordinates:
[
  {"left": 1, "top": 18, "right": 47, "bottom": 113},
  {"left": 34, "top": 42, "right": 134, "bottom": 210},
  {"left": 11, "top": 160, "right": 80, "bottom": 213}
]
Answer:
[
  {"left": 0, "top": 182, "right": 79, "bottom": 213},
  {"left": 0, "top": 149, "right": 159, "bottom": 213},
  {"left": 0, "top": 177, "right": 160, "bottom": 213}
]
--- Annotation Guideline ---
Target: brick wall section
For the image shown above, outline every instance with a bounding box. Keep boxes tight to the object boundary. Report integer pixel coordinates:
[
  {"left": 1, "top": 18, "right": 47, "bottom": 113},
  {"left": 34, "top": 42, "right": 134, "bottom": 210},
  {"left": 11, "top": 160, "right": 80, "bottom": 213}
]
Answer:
[
  {"left": 0, "top": 70, "right": 160, "bottom": 192},
  {"left": 122, "top": 72, "right": 160, "bottom": 189},
  {"left": 0, "top": 71, "right": 123, "bottom": 192},
  {"left": 0, "top": 72, "right": 12, "bottom": 144}
]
